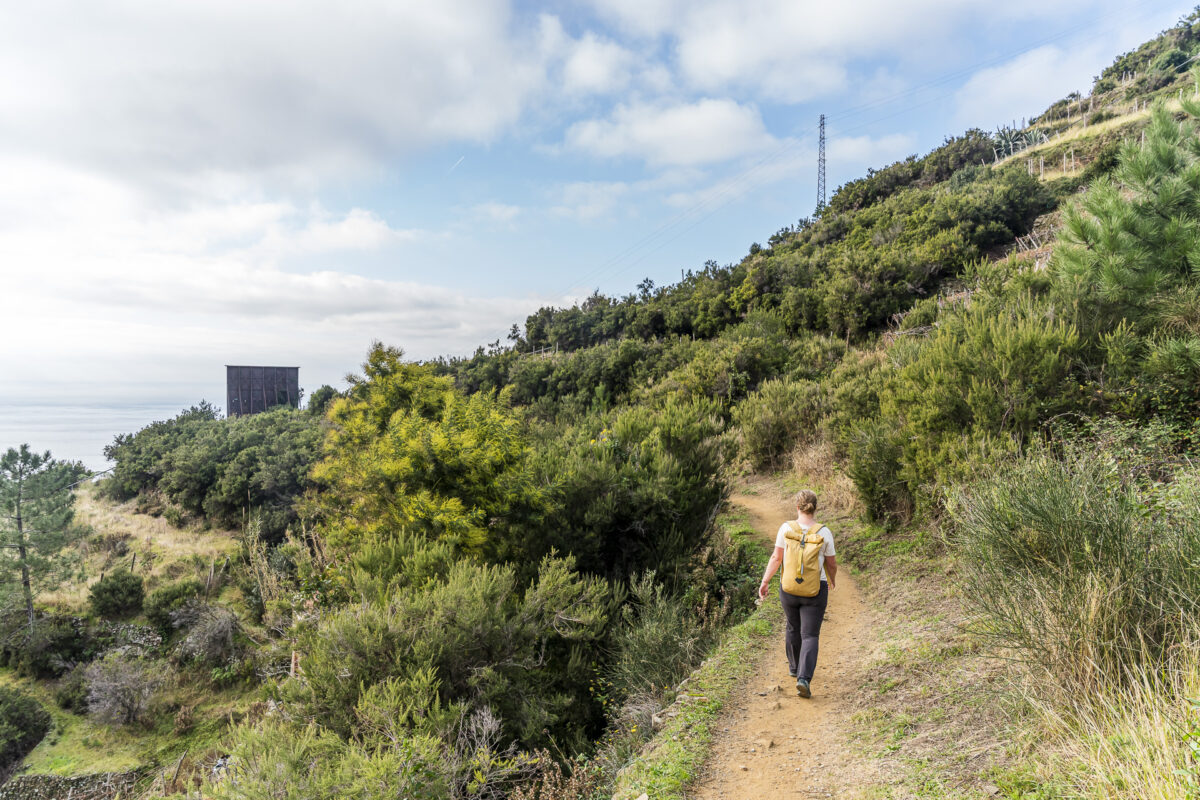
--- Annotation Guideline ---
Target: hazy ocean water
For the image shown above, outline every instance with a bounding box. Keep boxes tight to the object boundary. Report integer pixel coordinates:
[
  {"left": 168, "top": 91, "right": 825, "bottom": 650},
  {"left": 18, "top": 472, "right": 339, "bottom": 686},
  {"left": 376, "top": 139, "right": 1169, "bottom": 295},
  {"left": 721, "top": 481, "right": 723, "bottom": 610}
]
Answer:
[{"left": 0, "top": 402, "right": 187, "bottom": 472}]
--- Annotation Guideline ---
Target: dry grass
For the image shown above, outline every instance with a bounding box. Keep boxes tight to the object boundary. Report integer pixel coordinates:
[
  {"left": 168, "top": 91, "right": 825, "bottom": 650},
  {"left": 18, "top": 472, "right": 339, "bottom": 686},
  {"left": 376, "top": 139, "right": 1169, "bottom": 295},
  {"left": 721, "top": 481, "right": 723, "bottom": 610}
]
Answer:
[
  {"left": 788, "top": 437, "right": 862, "bottom": 516},
  {"left": 47, "top": 485, "right": 239, "bottom": 612},
  {"left": 1022, "top": 635, "right": 1200, "bottom": 799},
  {"left": 995, "top": 98, "right": 1169, "bottom": 170}
]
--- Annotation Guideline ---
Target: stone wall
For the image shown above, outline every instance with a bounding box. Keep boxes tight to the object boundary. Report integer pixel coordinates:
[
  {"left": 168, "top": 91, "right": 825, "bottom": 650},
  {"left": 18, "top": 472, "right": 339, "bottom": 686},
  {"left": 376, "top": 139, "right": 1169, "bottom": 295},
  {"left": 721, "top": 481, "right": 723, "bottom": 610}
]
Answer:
[{"left": 0, "top": 771, "right": 140, "bottom": 800}]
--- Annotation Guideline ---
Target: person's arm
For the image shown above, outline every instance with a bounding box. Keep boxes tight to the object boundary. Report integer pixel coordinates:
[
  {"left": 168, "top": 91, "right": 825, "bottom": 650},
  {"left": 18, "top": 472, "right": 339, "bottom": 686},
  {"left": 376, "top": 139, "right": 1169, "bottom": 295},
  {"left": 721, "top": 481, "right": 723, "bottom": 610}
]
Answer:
[
  {"left": 759, "top": 547, "right": 784, "bottom": 599},
  {"left": 824, "top": 555, "right": 837, "bottom": 589}
]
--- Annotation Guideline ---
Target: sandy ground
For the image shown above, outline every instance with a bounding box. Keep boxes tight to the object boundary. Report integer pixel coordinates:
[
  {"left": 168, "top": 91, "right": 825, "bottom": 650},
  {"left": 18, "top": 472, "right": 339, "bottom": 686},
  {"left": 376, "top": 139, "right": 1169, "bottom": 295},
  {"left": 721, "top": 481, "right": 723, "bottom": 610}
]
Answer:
[{"left": 690, "top": 490, "right": 881, "bottom": 800}]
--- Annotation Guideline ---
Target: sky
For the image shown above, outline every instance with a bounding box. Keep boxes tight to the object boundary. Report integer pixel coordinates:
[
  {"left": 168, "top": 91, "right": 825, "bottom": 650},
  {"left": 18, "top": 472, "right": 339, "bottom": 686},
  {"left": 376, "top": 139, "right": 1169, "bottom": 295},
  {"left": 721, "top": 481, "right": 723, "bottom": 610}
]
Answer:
[{"left": 0, "top": 0, "right": 1191, "bottom": 466}]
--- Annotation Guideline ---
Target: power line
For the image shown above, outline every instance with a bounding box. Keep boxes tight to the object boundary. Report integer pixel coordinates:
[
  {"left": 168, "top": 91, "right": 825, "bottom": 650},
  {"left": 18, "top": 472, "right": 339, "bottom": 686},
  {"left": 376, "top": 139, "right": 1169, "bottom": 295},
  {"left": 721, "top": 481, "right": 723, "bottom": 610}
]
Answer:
[{"left": 68, "top": 466, "right": 112, "bottom": 489}]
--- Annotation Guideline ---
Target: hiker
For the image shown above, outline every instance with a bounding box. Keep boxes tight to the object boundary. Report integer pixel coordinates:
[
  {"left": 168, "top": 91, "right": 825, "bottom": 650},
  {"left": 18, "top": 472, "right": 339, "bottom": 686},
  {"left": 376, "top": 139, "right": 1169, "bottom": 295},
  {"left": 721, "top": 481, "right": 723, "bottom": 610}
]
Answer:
[{"left": 757, "top": 489, "right": 837, "bottom": 698}]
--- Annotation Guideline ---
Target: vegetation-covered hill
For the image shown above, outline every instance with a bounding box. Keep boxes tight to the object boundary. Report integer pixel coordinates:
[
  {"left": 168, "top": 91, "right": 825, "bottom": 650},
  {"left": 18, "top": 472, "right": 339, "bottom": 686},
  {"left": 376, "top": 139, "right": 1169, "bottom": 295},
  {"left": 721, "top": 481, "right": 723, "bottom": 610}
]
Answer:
[{"left": 4, "top": 11, "right": 1200, "bottom": 799}]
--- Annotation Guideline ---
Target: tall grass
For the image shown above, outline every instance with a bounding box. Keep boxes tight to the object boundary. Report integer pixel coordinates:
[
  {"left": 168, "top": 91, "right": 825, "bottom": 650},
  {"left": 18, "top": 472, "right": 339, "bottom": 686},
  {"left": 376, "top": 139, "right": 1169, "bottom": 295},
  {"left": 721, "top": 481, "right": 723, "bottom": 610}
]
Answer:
[
  {"left": 1027, "top": 634, "right": 1200, "bottom": 799},
  {"left": 949, "top": 426, "right": 1200, "bottom": 795},
  {"left": 946, "top": 436, "right": 1200, "bottom": 697}
]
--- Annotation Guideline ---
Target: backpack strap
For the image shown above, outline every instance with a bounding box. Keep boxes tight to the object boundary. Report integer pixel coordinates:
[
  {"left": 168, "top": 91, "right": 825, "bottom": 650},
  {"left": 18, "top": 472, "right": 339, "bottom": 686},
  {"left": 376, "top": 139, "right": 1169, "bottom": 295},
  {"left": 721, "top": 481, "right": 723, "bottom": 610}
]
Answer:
[{"left": 804, "top": 522, "right": 823, "bottom": 581}]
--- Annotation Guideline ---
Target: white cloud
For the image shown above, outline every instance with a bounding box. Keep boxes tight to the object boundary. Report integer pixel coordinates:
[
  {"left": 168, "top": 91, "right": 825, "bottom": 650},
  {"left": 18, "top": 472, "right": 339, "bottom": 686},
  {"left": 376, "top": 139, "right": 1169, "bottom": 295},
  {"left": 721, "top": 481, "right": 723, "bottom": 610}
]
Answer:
[
  {"left": 0, "top": 160, "right": 554, "bottom": 408},
  {"left": 565, "top": 99, "right": 775, "bottom": 166},
  {"left": 292, "top": 209, "right": 420, "bottom": 252},
  {"left": 563, "top": 33, "right": 637, "bottom": 95},
  {"left": 829, "top": 132, "right": 917, "bottom": 164},
  {"left": 0, "top": 259, "right": 551, "bottom": 400},
  {"left": 584, "top": 0, "right": 686, "bottom": 37},
  {"left": 586, "top": 0, "right": 1146, "bottom": 103},
  {"left": 672, "top": 2, "right": 855, "bottom": 103},
  {"left": 66, "top": 263, "right": 534, "bottom": 327},
  {"left": 535, "top": 15, "right": 640, "bottom": 98},
  {"left": 0, "top": 1, "right": 553, "bottom": 192}
]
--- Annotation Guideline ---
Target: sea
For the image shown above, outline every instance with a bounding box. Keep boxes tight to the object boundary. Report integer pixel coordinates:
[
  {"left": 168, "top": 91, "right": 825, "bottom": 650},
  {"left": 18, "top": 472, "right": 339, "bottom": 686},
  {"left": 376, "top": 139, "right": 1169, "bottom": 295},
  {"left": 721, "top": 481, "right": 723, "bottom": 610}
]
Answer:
[{"left": 0, "top": 401, "right": 188, "bottom": 472}]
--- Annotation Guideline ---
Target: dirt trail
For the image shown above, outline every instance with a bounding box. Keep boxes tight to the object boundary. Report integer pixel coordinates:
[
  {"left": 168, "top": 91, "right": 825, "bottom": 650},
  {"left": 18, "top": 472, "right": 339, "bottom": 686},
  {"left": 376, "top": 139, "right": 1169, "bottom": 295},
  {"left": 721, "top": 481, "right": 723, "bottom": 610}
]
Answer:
[{"left": 691, "top": 489, "right": 880, "bottom": 799}]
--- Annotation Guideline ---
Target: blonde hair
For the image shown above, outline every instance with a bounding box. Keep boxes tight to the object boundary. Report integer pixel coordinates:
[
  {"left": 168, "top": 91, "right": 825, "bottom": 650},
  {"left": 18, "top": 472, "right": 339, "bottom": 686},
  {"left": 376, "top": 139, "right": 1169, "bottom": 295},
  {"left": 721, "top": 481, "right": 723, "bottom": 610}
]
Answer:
[{"left": 794, "top": 490, "right": 818, "bottom": 515}]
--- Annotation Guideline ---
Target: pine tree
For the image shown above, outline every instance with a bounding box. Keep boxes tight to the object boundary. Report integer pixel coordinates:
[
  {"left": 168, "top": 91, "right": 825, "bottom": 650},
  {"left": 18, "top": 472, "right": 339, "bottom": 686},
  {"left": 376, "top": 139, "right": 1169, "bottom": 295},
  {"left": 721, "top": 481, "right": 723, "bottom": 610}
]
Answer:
[
  {"left": 1054, "top": 104, "right": 1200, "bottom": 337},
  {"left": 0, "top": 446, "right": 87, "bottom": 630}
]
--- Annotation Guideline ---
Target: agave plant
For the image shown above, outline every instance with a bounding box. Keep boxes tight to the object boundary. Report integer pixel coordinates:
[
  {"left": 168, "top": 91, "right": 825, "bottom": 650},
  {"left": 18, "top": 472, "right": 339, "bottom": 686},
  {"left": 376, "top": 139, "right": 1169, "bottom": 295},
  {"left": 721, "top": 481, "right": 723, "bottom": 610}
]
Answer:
[
  {"left": 993, "top": 126, "right": 1021, "bottom": 157},
  {"left": 1022, "top": 127, "right": 1051, "bottom": 148},
  {"left": 993, "top": 125, "right": 1051, "bottom": 158}
]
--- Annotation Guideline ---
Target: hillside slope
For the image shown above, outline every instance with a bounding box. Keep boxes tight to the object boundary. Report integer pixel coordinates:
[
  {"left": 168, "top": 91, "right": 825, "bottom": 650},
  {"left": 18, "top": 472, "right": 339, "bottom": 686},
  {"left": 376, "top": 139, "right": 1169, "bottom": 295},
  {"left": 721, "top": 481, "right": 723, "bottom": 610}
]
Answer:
[
  {"left": 10, "top": 13, "right": 1200, "bottom": 800},
  {"left": 0, "top": 486, "right": 257, "bottom": 794}
]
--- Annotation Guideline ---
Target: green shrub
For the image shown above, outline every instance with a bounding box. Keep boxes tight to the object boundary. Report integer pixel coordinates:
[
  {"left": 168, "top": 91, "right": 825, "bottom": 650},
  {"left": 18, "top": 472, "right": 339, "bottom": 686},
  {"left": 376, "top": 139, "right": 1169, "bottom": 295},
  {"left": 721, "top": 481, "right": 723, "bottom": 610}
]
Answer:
[
  {"left": 845, "top": 420, "right": 910, "bottom": 523},
  {"left": 145, "top": 579, "right": 203, "bottom": 637},
  {"left": 732, "top": 378, "right": 823, "bottom": 469},
  {"left": 531, "top": 400, "right": 726, "bottom": 582},
  {"left": 0, "top": 616, "right": 92, "bottom": 679},
  {"left": 822, "top": 348, "right": 888, "bottom": 450},
  {"left": 0, "top": 686, "right": 51, "bottom": 772},
  {"left": 291, "top": 554, "right": 607, "bottom": 751},
  {"left": 867, "top": 294, "right": 1084, "bottom": 515},
  {"left": 102, "top": 403, "right": 322, "bottom": 540},
  {"left": 55, "top": 665, "right": 88, "bottom": 713},
  {"left": 88, "top": 570, "right": 144, "bottom": 619},
  {"left": 607, "top": 573, "right": 719, "bottom": 701},
  {"left": 895, "top": 295, "right": 940, "bottom": 330}
]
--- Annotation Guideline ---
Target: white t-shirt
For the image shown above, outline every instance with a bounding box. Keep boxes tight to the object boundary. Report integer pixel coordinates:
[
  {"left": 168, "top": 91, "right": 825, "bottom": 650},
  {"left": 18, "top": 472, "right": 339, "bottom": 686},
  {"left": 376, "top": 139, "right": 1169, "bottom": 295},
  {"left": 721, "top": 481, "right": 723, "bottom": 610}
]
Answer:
[{"left": 775, "top": 521, "right": 836, "bottom": 582}]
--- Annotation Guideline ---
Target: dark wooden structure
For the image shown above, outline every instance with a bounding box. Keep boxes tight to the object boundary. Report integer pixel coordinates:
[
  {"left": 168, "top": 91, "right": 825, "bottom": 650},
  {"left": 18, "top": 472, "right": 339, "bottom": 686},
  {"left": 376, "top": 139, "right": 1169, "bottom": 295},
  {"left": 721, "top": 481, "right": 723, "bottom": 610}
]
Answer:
[{"left": 226, "top": 366, "right": 299, "bottom": 417}]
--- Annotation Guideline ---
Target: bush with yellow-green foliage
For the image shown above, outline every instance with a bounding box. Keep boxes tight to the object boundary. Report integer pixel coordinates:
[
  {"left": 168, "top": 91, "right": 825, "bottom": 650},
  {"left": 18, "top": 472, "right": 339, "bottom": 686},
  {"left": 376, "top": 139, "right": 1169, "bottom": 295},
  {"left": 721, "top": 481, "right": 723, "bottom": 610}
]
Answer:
[{"left": 310, "top": 344, "right": 546, "bottom": 560}]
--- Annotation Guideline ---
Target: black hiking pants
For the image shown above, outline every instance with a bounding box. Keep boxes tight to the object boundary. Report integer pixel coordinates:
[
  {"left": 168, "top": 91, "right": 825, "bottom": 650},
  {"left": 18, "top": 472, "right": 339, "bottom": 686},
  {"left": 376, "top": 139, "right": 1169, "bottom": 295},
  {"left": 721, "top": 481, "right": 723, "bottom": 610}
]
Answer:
[{"left": 780, "top": 581, "right": 828, "bottom": 682}]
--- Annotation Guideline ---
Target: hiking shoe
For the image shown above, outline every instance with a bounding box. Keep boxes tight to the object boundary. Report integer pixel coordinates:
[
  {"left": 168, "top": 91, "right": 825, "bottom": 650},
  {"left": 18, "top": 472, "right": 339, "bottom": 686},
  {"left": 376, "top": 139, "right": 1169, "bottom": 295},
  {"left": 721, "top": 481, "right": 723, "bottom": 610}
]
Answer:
[{"left": 796, "top": 677, "right": 811, "bottom": 698}]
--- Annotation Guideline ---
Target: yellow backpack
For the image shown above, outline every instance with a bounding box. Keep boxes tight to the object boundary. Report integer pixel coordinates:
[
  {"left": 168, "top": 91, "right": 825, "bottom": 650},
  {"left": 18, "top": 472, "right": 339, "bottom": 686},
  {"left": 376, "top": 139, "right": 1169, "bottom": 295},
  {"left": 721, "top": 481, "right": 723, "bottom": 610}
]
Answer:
[{"left": 781, "top": 521, "right": 825, "bottom": 597}]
